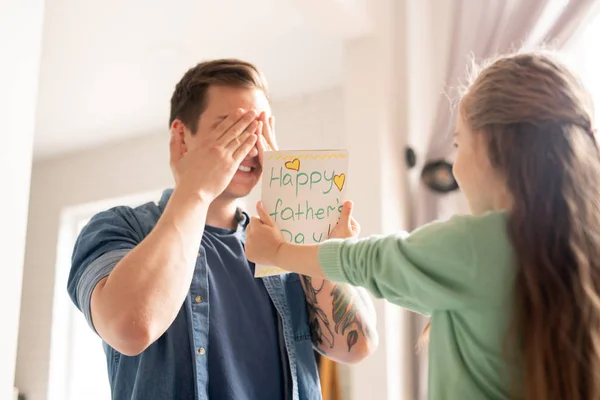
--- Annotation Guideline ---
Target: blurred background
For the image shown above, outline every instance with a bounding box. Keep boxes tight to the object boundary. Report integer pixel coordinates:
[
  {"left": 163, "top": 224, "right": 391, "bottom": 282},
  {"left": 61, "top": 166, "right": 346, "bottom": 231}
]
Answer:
[{"left": 2, "top": 0, "right": 600, "bottom": 399}]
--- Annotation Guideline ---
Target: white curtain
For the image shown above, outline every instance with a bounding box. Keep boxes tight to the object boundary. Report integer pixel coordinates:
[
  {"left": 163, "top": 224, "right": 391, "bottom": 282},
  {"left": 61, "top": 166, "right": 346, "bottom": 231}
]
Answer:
[
  {"left": 413, "top": 1, "right": 600, "bottom": 398},
  {"left": 416, "top": 0, "right": 600, "bottom": 228}
]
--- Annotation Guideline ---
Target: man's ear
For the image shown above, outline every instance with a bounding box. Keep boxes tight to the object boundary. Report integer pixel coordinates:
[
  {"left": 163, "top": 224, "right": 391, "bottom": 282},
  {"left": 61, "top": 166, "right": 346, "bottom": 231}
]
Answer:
[{"left": 170, "top": 120, "right": 188, "bottom": 153}]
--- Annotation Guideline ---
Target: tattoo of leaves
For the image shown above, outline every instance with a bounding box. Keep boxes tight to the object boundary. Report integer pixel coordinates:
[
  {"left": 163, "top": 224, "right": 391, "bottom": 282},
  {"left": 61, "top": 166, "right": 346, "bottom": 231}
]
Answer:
[
  {"left": 347, "top": 330, "right": 359, "bottom": 352},
  {"left": 331, "top": 285, "right": 367, "bottom": 352},
  {"left": 302, "top": 276, "right": 335, "bottom": 349}
]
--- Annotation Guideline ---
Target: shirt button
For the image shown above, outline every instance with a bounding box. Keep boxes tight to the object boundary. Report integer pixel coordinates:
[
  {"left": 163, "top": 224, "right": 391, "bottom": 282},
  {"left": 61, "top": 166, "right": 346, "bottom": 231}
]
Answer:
[
  {"left": 195, "top": 296, "right": 203, "bottom": 303},
  {"left": 198, "top": 347, "right": 206, "bottom": 356},
  {"left": 197, "top": 252, "right": 201, "bottom": 258}
]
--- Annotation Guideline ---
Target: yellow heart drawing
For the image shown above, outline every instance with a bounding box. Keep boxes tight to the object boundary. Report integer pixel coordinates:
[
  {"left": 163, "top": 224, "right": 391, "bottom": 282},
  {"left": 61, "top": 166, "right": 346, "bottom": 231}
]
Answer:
[
  {"left": 284, "top": 158, "right": 300, "bottom": 171},
  {"left": 334, "top": 173, "right": 345, "bottom": 191}
]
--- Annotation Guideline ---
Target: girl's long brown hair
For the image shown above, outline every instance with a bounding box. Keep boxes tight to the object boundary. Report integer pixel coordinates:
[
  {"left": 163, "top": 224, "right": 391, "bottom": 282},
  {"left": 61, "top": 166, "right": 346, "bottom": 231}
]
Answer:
[{"left": 423, "top": 52, "right": 600, "bottom": 399}]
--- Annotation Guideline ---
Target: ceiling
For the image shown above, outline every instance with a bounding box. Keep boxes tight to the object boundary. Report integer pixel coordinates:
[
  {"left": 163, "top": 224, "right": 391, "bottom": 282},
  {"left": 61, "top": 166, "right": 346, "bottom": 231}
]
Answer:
[{"left": 33, "top": 0, "right": 346, "bottom": 159}]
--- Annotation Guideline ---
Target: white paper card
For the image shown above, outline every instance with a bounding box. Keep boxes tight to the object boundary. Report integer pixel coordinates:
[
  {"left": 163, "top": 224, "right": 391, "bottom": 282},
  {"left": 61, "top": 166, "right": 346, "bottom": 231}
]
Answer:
[{"left": 254, "top": 149, "right": 349, "bottom": 277}]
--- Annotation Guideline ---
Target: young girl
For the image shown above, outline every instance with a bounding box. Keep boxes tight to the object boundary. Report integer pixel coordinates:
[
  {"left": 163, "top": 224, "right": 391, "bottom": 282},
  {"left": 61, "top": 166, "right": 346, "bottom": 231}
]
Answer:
[{"left": 244, "top": 51, "right": 600, "bottom": 400}]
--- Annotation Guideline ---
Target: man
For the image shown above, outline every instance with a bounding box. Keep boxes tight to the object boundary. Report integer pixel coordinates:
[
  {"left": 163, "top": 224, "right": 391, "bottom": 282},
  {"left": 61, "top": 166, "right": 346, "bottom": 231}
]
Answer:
[{"left": 67, "top": 59, "right": 378, "bottom": 400}]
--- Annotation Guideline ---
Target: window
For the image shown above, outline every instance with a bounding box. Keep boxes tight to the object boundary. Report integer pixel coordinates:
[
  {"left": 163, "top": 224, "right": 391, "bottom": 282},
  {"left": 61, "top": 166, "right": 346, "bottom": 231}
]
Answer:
[{"left": 62, "top": 216, "right": 108, "bottom": 400}]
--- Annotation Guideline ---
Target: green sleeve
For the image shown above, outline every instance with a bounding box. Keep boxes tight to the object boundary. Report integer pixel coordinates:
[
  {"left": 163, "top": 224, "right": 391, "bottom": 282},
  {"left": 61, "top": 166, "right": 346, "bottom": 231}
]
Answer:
[{"left": 318, "top": 215, "right": 481, "bottom": 313}]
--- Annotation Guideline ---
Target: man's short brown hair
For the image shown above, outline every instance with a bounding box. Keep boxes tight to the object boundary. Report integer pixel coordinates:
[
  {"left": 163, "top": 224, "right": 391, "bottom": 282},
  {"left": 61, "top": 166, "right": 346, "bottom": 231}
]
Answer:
[{"left": 169, "top": 58, "right": 269, "bottom": 133}]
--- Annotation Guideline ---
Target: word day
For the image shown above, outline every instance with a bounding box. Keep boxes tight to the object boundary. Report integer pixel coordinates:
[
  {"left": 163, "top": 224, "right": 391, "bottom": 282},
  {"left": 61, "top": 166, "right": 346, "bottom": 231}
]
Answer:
[{"left": 281, "top": 222, "right": 335, "bottom": 244}]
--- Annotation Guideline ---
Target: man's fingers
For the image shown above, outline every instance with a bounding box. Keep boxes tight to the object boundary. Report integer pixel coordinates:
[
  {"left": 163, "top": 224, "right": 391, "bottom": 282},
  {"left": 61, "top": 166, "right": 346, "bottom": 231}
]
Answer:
[
  {"left": 226, "top": 120, "right": 258, "bottom": 151},
  {"left": 218, "top": 109, "right": 258, "bottom": 146},
  {"left": 258, "top": 111, "right": 275, "bottom": 151},
  {"left": 210, "top": 108, "right": 246, "bottom": 140},
  {"left": 256, "top": 201, "right": 276, "bottom": 227},
  {"left": 265, "top": 115, "right": 279, "bottom": 151},
  {"left": 257, "top": 122, "right": 267, "bottom": 165},
  {"left": 258, "top": 111, "right": 267, "bottom": 123},
  {"left": 338, "top": 201, "right": 353, "bottom": 227},
  {"left": 269, "top": 116, "right": 275, "bottom": 133},
  {"left": 255, "top": 111, "right": 277, "bottom": 151},
  {"left": 260, "top": 116, "right": 269, "bottom": 150},
  {"left": 231, "top": 131, "right": 258, "bottom": 162}
]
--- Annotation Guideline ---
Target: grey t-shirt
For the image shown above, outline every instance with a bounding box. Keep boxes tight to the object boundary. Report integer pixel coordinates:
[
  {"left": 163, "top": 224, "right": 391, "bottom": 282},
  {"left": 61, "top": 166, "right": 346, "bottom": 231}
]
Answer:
[{"left": 204, "top": 223, "right": 285, "bottom": 399}]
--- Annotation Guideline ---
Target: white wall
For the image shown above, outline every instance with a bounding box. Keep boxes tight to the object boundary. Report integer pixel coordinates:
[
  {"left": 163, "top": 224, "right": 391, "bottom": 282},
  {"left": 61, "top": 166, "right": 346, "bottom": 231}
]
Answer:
[
  {"left": 15, "top": 87, "right": 346, "bottom": 400},
  {"left": 0, "top": 1, "right": 45, "bottom": 399}
]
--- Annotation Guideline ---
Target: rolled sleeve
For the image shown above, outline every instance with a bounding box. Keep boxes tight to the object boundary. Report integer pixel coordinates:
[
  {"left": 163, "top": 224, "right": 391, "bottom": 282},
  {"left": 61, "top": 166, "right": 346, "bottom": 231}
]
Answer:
[
  {"left": 77, "top": 248, "right": 130, "bottom": 333},
  {"left": 67, "top": 207, "right": 141, "bottom": 334}
]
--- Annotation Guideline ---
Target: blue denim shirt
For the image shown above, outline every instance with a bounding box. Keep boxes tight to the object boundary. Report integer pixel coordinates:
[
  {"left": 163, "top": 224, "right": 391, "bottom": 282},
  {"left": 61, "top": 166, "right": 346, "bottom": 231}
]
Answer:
[{"left": 67, "top": 189, "right": 322, "bottom": 400}]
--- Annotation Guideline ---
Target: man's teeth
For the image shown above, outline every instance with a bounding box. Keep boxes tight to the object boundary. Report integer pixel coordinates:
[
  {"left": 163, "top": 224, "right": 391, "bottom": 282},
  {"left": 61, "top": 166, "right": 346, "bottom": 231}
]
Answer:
[{"left": 238, "top": 165, "right": 252, "bottom": 172}]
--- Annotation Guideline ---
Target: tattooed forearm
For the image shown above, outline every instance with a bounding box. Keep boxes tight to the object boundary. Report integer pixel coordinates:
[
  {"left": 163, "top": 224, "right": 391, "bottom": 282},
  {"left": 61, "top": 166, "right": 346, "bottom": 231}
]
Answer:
[
  {"left": 302, "top": 273, "right": 374, "bottom": 355},
  {"left": 331, "top": 285, "right": 370, "bottom": 352},
  {"left": 301, "top": 275, "right": 335, "bottom": 352}
]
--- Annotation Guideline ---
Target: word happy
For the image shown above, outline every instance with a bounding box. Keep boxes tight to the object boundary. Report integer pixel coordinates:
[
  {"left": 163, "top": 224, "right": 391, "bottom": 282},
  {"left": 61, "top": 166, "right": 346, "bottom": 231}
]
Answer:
[{"left": 269, "top": 167, "right": 339, "bottom": 197}]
